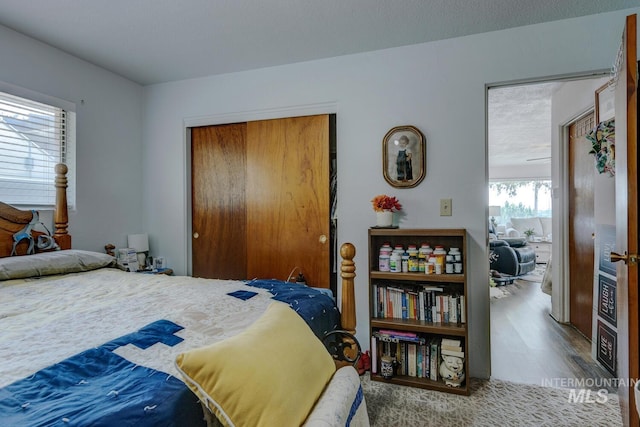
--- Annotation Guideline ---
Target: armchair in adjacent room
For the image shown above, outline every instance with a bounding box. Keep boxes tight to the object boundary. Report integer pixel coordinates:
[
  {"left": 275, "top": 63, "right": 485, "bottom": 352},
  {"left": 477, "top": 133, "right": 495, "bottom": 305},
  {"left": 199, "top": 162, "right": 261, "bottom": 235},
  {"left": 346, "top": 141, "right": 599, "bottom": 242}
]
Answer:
[{"left": 489, "top": 221, "right": 536, "bottom": 277}]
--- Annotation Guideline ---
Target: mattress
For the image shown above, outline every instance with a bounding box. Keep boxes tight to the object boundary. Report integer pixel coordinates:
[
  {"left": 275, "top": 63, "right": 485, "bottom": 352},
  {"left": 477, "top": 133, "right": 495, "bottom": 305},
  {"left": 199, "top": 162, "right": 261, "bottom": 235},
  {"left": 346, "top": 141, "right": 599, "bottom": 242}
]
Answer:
[{"left": 0, "top": 267, "right": 341, "bottom": 425}]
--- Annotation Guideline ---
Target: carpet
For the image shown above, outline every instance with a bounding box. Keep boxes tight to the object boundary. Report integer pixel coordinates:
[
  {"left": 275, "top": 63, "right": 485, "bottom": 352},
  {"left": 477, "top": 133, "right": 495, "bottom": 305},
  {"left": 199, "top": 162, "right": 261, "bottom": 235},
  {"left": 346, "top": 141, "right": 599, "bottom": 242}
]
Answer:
[{"left": 361, "top": 375, "right": 622, "bottom": 426}]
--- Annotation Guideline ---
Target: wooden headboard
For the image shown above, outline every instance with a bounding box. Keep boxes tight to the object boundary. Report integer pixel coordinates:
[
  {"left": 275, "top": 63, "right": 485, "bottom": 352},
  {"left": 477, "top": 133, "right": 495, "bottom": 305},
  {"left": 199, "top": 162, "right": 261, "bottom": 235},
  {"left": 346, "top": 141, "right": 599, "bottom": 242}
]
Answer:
[{"left": 0, "top": 163, "right": 71, "bottom": 257}]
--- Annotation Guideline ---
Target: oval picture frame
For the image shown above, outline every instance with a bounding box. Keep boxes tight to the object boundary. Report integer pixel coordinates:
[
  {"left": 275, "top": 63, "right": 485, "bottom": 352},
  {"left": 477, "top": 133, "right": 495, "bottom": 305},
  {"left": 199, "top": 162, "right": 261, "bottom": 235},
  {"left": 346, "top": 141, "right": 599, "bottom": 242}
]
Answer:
[{"left": 382, "top": 125, "right": 425, "bottom": 188}]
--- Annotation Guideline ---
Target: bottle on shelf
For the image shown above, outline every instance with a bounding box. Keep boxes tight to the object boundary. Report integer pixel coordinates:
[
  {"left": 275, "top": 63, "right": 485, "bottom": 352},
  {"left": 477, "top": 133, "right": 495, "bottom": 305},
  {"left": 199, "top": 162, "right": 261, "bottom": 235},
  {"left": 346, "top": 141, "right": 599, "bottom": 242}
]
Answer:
[
  {"left": 433, "top": 245, "right": 446, "bottom": 274},
  {"left": 407, "top": 244, "right": 419, "bottom": 272},
  {"left": 446, "top": 253, "right": 454, "bottom": 274},
  {"left": 418, "top": 243, "right": 432, "bottom": 273},
  {"left": 390, "top": 251, "right": 401, "bottom": 273},
  {"left": 450, "top": 247, "right": 463, "bottom": 273},
  {"left": 401, "top": 252, "right": 409, "bottom": 273},
  {"left": 426, "top": 256, "right": 436, "bottom": 274}
]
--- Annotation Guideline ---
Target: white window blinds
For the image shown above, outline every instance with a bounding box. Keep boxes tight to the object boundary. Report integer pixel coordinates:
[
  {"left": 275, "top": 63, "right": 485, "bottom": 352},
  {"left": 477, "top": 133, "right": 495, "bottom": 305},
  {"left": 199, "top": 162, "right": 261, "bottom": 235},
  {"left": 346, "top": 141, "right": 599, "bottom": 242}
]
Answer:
[{"left": 0, "top": 91, "right": 66, "bottom": 207}]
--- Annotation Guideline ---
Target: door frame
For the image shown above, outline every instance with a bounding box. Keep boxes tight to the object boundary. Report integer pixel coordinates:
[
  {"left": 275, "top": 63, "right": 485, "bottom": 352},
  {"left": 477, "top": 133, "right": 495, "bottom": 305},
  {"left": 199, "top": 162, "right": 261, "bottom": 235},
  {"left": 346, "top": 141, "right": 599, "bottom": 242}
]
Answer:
[
  {"left": 487, "top": 72, "right": 608, "bottom": 323},
  {"left": 182, "top": 102, "right": 337, "bottom": 276},
  {"left": 556, "top": 108, "right": 600, "bottom": 323}
]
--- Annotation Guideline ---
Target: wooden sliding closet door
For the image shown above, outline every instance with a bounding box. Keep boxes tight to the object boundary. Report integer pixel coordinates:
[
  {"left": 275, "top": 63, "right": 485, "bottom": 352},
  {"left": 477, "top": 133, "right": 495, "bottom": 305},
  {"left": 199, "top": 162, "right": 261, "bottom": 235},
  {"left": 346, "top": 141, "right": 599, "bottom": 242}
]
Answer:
[
  {"left": 246, "top": 115, "right": 330, "bottom": 287},
  {"left": 191, "top": 123, "right": 247, "bottom": 279},
  {"left": 191, "top": 115, "right": 331, "bottom": 287}
]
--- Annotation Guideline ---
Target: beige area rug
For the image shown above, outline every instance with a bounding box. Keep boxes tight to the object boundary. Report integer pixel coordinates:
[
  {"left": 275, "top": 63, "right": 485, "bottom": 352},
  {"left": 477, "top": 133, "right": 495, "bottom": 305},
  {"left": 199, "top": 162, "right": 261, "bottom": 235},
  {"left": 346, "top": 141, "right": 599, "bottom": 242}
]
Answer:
[
  {"left": 361, "top": 375, "right": 622, "bottom": 427},
  {"left": 489, "top": 285, "right": 509, "bottom": 299},
  {"left": 517, "top": 264, "right": 547, "bottom": 283},
  {"left": 489, "top": 264, "right": 547, "bottom": 299}
]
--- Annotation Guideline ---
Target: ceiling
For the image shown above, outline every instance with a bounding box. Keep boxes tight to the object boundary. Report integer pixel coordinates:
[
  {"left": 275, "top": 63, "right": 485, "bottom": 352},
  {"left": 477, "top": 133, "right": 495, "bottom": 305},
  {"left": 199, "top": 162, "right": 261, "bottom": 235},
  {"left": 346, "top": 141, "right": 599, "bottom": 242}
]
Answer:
[
  {"left": 0, "top": 0, "right": 634, "bottom": 86},
  {"left": 488, "top": 82, "right": 563, "bottom": 176},
  {"left": 0, "top": 1, "right": 630, "bottom": 171}
]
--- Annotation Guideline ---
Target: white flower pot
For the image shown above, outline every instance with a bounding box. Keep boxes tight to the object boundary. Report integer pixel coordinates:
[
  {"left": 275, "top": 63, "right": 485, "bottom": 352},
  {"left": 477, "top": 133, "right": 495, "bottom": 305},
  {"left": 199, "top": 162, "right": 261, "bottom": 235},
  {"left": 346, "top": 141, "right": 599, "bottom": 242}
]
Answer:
[{"left": 376, "top": 210, "right": 393, "bottom": 227}]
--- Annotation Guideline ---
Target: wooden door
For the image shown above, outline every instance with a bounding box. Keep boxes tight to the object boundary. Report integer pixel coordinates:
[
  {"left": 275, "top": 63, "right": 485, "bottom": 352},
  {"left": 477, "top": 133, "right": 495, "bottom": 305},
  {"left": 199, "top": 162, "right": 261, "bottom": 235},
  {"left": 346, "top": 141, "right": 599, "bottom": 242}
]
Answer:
[
  {"left": 568, "top": 115, "right": 596, "bottom": 338},
  {"left": 246, "top": 115, "right": 330, "bottom": 287},
  {"left": 191, "top": 123, "right": 247, "bottom": 279},
  {"left": 613, "top": 14, "right": 639, "bottom": 427}
]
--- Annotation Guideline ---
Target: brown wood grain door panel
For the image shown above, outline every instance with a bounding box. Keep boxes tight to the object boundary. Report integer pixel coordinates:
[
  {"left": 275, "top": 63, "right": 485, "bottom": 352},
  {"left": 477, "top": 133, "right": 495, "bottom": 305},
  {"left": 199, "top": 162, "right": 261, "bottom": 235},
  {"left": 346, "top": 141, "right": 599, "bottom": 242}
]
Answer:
[
  {"left": 568, "top": 116, "right": 595, "bottom": 339},
  {"left": 191, "top": 123, "right": 247, "bottom": 279},
  {"left": 614, "top": 14, "right": 639, "bottom": 427},
  {"left": 246, "top": 115, "right": 330, "bottom": 287}
]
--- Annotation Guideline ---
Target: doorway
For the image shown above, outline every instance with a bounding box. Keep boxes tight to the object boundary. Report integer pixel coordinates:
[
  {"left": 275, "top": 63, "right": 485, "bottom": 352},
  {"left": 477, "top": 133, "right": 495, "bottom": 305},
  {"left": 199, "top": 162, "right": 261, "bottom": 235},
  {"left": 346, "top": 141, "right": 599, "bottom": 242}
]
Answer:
[{"left": 487, "top": 76, "right": 613, "bottom": 387}]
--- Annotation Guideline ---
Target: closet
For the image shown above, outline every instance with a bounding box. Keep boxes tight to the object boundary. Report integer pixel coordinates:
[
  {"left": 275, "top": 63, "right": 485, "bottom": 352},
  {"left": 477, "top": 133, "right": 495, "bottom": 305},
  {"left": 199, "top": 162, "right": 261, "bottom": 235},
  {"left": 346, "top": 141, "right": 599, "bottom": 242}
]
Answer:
[{"left": 191, "top": 114, "right": 336, "bottom": 291}]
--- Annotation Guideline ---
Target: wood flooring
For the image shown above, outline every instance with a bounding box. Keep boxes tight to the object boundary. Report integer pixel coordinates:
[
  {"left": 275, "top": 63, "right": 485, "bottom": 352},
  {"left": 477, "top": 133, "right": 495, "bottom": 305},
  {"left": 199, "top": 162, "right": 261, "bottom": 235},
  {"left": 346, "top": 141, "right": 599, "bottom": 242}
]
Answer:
[{"left": 490, "top": 277, "right": 617, "bottom": 392}]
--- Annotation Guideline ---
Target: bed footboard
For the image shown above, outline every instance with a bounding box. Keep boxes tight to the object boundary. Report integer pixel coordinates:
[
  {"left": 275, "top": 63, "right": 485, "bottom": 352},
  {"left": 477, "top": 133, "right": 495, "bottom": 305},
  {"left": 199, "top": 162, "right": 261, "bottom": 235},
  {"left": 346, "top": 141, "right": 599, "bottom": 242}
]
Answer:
[{"left": 339, "top": 242, "right": 356, "bottom": 335}]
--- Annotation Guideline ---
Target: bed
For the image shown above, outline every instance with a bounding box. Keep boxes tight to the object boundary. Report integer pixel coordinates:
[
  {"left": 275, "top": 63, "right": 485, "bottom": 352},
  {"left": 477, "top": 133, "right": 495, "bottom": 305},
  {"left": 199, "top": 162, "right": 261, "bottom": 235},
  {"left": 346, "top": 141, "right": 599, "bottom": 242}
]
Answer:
[{"left": 0, "top": 164, "right": 369, "bottom": 427}]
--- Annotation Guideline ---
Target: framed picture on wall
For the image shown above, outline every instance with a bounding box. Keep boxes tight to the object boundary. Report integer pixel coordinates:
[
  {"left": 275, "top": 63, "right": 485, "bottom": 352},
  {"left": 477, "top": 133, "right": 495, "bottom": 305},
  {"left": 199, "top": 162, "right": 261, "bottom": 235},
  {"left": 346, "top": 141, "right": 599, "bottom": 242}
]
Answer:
[
  {"left": 382, "top": 125, "right": 425, "bottom": 188},
  {"left": 595, "top": 82, "right": 615, "bottom": 123}
]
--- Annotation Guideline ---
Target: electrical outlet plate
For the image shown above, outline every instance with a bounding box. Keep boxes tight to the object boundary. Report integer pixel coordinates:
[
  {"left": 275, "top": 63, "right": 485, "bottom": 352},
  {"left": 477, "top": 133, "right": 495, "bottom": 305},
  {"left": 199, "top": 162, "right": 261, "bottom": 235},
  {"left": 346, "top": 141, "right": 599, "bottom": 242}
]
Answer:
[{"left": 440, "top": 198, "right": 452, "bottom": 216}]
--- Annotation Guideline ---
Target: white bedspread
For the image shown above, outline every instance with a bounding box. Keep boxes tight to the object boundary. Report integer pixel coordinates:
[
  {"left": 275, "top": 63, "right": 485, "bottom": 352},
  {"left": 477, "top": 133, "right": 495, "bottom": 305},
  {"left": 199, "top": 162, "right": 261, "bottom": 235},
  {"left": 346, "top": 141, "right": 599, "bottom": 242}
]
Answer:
[{"left": 0, "top": 268, "right": 277, "bottom": 387}]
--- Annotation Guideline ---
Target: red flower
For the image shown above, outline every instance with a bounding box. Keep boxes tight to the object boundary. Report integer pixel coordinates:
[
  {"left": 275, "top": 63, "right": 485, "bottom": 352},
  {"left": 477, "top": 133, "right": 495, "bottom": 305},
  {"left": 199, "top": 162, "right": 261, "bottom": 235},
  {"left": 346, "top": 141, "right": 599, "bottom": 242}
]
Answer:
[{"left": 371, "top": 195, "right": 402, "bottom": 212}]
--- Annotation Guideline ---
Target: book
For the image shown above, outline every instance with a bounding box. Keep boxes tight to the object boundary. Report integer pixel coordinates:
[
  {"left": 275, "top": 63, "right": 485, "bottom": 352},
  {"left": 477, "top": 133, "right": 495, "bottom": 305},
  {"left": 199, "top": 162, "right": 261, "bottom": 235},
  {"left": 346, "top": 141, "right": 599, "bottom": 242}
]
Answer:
[
  {"left": 429, "top": 337, "right": 440, "bottom": 381},
  {"left": 441, "top": 348, "right": 465, "bottom": 358},
  {"left": 378, "top": 329, "right": 417, "bottom": 338},
  {"left": 442, "top": 296, "right": 449, "bottom": 323},
  {"left": 440, "top": 338, "right": 462, "bottom": 353},
  {"left": 375, "top": 331, "right": 426, "bottom": 344},
  {"left": 424, "top": 344, "right": 430, "bottom": 378},
  {"left": 371, "top": 336, "right": 378, "bottom": 374},
  {"left": 449, "top": 295, "right": 458, "bottom": 323},
  {"left": 441, "top": 338, "right": 461, "bottom": 347},
  {"left": 372, "top": 284, "right": 378, "bottom": 318},
  {"left": 408, "top": 344, "right": 417, "bottom": 377}
]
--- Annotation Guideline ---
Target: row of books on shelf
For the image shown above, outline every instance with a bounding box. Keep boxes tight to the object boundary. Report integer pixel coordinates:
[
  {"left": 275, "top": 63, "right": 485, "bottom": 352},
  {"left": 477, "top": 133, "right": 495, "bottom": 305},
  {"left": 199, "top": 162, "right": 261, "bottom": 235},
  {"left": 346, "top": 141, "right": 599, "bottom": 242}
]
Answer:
[
  {"left": 371, "top": 330, "right": 465, "bottom": 381},
  {"left": 372, "top": 283, "right": 465, "bottom": 324}
]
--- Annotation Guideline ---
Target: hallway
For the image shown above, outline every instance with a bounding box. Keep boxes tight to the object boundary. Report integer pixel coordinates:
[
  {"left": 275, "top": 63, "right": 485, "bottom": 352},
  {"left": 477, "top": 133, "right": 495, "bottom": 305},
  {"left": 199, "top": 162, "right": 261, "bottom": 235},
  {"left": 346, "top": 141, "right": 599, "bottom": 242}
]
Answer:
[{"left": 490, "top": 278, "right": 616, "bottom": 392}]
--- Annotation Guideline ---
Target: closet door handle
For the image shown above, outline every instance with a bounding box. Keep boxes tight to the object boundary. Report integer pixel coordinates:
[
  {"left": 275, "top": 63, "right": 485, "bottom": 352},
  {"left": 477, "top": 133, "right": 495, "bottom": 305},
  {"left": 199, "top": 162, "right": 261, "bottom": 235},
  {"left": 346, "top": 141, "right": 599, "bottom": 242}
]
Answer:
[
  {"left": 319, "top": 234, "right": 327, "bottom": 244},
  {"left": 193, "top": 232, "right": 199, "bottom": 239}
]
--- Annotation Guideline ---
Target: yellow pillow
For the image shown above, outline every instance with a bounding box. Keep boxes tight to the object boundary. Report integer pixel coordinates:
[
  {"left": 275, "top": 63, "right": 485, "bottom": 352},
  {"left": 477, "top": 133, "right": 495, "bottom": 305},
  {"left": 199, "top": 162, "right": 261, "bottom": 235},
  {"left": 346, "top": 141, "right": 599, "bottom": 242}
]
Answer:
[{"left": 175, "top": 302, "right": 336, "bottom": 427}]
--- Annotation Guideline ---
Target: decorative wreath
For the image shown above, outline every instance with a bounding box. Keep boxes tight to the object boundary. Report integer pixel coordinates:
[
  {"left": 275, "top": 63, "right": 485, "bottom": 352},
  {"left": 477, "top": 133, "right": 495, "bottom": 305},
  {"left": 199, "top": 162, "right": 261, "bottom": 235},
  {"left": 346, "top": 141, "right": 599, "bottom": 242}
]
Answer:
[{"left": 586, "top": 118, "right": 615, "bottom": 176}]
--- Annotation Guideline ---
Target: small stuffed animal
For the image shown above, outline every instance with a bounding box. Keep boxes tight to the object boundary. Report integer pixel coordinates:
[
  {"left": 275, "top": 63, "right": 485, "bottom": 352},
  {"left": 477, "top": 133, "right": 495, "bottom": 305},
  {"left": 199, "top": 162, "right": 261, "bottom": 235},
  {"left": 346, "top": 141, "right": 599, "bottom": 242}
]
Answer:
[{"left": 439, "top": 354, "right": 465, "bottom": 387}]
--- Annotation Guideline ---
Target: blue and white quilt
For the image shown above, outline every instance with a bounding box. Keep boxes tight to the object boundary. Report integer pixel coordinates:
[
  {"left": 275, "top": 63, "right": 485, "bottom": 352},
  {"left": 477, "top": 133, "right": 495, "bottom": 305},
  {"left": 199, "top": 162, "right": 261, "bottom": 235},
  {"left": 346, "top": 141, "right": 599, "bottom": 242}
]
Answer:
[{"left": 0, "top": 269, "right": 340, "bottom": 426}]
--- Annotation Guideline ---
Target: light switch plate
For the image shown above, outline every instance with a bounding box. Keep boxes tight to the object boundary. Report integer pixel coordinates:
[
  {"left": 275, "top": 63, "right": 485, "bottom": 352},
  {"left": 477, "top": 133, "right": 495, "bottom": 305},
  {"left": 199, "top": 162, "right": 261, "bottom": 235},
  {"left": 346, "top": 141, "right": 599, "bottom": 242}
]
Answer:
[{"left": 440, "top": 198, "right": 452, "bottom": 216}]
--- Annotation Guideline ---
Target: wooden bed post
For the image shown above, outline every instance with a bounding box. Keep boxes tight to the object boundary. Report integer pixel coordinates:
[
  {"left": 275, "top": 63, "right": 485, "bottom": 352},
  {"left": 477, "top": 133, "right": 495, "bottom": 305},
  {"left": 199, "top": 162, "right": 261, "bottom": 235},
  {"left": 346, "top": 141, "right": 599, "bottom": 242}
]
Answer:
[
  {"left": 340, "top": 242, "right": 356, "bottom": 335},
  {"left": 54, "top": 163, "right": 71, "bottom": 250}
]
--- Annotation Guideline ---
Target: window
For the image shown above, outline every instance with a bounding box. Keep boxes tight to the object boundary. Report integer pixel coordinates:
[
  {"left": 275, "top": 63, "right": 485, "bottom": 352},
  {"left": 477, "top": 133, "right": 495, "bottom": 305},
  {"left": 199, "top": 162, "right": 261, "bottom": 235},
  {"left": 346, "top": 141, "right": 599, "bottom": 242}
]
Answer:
[
  {"left": 489, "top": 179, "right": 552, "bottom": 224},
  {"left": 0, "top": 90, "right": 74, "bottom": 208}
]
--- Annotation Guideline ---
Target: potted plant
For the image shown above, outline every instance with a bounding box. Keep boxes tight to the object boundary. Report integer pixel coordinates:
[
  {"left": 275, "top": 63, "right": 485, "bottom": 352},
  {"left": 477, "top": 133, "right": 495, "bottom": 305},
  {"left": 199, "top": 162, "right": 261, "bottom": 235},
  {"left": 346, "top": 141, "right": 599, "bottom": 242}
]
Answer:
[
  {"left": 523, "top": 228, "right": 535, "bottom": 241},
  {"left": 371, "top": 195, "right": 402, "bottom": 227}
]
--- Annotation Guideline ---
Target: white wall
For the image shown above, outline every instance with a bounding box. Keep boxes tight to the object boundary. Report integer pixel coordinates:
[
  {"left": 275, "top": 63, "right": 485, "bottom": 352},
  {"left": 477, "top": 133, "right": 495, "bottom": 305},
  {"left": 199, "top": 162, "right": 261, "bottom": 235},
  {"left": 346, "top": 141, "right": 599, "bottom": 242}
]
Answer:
[
  {"left": 0, "top": 25, "right": 144, "bottom": 252},
  {"left": 142, "top": 8, "right": 639, "bottom": 378}
]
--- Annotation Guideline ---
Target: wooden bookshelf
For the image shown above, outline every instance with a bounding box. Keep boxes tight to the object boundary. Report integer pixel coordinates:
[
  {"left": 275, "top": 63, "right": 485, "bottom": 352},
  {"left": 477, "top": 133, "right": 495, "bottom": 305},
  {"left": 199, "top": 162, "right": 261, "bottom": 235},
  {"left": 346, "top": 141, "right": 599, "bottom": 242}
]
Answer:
[{"left": 368, "top": 228, "right": 469, "bottom": 395}]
